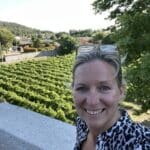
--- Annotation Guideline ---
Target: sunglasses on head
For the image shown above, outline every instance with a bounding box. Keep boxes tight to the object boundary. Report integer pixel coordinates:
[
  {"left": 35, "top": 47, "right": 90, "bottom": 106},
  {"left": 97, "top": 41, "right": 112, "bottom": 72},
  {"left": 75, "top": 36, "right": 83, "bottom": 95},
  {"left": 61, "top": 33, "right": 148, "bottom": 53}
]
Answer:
[{"left": 76, "top": 44, "right": 118, "bottom": 56}]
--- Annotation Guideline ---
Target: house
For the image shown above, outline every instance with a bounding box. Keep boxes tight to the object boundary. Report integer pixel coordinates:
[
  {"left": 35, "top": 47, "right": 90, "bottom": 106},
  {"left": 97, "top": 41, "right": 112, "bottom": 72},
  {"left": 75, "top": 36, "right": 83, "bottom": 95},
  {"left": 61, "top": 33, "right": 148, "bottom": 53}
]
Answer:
[{"left": 77, "top": 37, "right": 93, "bottom": 45}]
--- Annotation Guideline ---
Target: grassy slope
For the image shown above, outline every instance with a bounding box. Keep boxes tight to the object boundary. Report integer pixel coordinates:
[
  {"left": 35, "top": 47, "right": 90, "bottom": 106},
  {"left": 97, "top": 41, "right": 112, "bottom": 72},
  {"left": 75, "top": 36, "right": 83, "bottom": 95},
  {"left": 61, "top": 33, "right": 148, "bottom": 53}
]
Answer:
[{"left": 120, "top": 101, "right": 150, "bottom": 127}]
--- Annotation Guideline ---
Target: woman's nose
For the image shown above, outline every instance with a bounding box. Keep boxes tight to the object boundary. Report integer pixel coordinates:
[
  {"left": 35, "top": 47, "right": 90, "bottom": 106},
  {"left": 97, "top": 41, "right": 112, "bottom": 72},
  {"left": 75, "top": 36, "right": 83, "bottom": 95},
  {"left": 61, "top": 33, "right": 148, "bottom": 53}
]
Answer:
[{"left": 86, "top": 90, "right": 100, "bottom": 106}]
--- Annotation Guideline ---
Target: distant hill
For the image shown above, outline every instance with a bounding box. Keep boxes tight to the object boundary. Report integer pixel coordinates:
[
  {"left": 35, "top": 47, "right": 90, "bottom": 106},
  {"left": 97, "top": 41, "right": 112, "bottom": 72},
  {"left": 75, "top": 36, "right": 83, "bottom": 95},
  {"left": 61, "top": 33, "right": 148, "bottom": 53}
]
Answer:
[{"left": 0, "top": 20, "right": 54, "bottom": 37}]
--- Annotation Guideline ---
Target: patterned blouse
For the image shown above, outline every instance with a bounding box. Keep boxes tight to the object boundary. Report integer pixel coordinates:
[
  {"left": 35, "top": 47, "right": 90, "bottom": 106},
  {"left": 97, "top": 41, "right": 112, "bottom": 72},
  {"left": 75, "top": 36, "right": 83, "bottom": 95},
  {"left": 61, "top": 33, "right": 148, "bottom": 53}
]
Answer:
[{"left": 74, "top": 109, "right": 150, "bottom": 150}]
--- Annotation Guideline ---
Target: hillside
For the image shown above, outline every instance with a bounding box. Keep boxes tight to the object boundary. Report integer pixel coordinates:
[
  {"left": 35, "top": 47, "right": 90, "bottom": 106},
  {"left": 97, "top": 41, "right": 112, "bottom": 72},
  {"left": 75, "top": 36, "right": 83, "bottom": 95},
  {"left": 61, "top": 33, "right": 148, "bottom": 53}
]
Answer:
[{"left": 0, "top": 20, "right": 54, "bottom": 36}]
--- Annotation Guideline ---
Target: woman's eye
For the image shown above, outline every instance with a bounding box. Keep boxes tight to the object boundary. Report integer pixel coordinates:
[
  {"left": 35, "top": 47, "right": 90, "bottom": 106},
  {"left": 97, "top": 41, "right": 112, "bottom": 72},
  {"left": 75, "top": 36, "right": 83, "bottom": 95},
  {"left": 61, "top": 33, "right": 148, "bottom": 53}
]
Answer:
[
  {"left": 98, "top": 86, "right": 111, "bottom": 92},
  {"left": 75, "top": 87, "right": 88, "bottom": 92}
]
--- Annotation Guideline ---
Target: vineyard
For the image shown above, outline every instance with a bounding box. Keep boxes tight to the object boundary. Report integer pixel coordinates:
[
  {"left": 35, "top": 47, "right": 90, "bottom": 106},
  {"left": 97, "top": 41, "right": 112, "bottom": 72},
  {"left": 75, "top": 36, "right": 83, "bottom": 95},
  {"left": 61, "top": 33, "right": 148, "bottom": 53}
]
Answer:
[{"left": 0, "top": 54, "right": 77, "bottom": 124}]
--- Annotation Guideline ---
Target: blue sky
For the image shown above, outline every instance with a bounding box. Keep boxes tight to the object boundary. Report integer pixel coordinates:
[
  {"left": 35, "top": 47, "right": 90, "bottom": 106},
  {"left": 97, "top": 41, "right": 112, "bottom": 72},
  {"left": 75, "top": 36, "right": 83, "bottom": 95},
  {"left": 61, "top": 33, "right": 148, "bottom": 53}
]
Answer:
[{"left": 0, "top": 0, "right": 114, "bottom": 32}]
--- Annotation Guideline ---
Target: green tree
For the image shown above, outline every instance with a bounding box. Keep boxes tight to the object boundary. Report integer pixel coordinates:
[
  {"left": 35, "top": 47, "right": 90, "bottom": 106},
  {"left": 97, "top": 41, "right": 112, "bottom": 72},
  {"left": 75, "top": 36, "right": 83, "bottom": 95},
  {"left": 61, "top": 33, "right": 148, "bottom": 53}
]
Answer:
[
  {"left": 33, "top": 38, "right": 41, "bottom": 48},
  {"left": 70, "top": 29, "right": 93, "bottom": 37},
  {"left": 58, "top": 35, "right": 78, "bottom": 55},
  {"left": 55, "top": 32, "right": 69, "bottom": 39},
  {"left": 0, "top": 28, "right": 14, "bottom": 48},
  {"left": 92, "top": 0, "right": 150, "bottom": 112},
  {"left": 50, "top": 34, "right": 56, "bottom": 41},
  {"left": 92, "top": 31, "right": 104, "bottom": 43},
  {"left": 112, "top": 12, "right": 150, "bottom": 62},
  {"left": 92, "top": 0, "right": 149, "bottom": 19},
  {"left": 126, "top": 53, "right": 150, "bottom": 112},
  {"left": 92, "top": 0, "right": 150, "bottom": 63},
  {"left": 0, "top": 28, "right": 14, "bottom": 61},
  {"left": 101, "top": 34, "right": 115, "bottom": 44}
]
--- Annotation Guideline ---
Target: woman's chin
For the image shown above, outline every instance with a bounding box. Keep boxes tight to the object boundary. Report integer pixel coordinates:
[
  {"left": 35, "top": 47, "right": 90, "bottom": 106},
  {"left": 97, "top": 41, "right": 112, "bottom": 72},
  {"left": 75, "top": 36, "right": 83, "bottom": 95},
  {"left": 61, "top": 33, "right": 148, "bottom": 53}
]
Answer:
[{"left": 86, "top": 119, "right": 105, "bottom": 131}]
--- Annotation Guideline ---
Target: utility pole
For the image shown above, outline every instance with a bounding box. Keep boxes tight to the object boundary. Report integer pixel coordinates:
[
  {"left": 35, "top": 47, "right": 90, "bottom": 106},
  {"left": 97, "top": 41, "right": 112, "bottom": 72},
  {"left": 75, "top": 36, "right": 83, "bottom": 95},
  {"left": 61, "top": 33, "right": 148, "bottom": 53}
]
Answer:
[
  {"left": 0, "top": 42, "right": 2, "bottom": 62},
  {"left": 0, "top": 42, "right": 4, "bottom": 62}
]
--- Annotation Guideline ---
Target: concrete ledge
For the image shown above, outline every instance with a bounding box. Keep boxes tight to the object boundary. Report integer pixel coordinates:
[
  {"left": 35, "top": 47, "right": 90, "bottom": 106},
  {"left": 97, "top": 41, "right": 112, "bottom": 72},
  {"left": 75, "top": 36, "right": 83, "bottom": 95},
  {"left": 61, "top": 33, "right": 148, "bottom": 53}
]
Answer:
[
  {"left": 0, "top": 129, "right": 41, "bottom": 150},
  {"left": 4, "top": 50, "right": 58, "bottom": 62},
  {"left": 0, "top": 103, "right": 76, "bottom": 150}
]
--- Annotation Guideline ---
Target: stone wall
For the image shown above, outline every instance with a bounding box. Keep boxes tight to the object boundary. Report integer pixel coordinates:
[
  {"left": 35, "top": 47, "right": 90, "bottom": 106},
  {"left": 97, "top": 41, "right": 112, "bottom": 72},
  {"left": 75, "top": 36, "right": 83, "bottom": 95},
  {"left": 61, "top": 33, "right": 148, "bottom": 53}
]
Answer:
[
  {"left": 0, "top": 103, "right": 76, "bottom": 150},
  {"left": 4, "top": 50, "right": 58, "bottom": 63}
]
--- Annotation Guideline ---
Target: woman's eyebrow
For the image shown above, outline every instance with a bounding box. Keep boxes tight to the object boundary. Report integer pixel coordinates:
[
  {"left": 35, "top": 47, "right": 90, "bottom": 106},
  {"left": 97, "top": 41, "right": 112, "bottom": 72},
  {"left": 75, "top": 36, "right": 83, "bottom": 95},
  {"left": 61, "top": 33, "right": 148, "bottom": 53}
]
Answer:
[
  {"left": 74, "top": 83, "right": 86, "bottom": 86},
  {"left": 98, "top": 80, "right": 113, "bottom": 84}
]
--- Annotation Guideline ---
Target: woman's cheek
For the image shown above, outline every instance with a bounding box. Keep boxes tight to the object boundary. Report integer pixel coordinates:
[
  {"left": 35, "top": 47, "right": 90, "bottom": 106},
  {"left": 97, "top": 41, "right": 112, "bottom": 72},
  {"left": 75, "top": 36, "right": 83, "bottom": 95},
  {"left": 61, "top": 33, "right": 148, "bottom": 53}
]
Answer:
[
  {"left": 100, "top": 94, "right": 116, "bottom": 106},
  {"left": 73, "top": 92, "right": 84, "bottom": 104}
]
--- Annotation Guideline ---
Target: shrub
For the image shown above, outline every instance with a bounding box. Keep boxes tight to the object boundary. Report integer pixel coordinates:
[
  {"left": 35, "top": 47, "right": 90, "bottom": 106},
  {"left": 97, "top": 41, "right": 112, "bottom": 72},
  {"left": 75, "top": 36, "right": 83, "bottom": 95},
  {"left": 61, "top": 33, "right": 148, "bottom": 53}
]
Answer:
[
  {"left": 58, "top": 34, "right": 78, "bottom": 55},
  {"left": 101, "top": 34, "right": 115, "bottom": 44},
  {"left": 92, "top": 31, "right": 104, "bottom": 43},
  {"left": 24, "top": 47, "right": 37, "bottom": 53},
  {"left": 126, "top": 53, "right": 150, "bottom": 112}
]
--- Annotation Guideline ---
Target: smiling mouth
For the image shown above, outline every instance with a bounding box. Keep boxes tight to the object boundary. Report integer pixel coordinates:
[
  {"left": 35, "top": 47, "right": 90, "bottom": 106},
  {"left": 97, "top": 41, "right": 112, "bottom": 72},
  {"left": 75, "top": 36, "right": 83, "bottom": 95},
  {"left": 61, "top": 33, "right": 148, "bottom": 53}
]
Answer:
[{"left": 85, "top": 108, "right": 105, "bottom": 115}]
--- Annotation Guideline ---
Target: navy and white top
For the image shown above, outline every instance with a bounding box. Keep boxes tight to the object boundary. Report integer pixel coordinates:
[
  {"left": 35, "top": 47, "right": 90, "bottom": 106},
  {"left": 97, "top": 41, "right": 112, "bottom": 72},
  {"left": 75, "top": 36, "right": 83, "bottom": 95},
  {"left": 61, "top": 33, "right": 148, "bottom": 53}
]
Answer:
[{"left": 74, "top": 109, "right": 150, "bottom": 150}]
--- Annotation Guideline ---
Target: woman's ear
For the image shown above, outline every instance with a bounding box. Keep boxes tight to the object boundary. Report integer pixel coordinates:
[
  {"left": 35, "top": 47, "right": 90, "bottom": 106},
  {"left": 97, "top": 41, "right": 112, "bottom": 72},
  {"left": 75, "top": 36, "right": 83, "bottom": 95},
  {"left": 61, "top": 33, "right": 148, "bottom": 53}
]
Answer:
[
  {"left": 119, "top": 84, "right": 126, "bottom": 101},
  {"left": 71, "top": 83, "right": 75, "bottom": 95}
]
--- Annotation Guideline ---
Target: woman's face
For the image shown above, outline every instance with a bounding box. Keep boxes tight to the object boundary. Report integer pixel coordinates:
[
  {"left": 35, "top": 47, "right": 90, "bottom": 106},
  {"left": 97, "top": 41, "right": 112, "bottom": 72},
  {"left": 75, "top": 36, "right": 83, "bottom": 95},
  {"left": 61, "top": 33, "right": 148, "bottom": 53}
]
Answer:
[{"left": 72, "top": 60, "right": 124, "bottom": 132}]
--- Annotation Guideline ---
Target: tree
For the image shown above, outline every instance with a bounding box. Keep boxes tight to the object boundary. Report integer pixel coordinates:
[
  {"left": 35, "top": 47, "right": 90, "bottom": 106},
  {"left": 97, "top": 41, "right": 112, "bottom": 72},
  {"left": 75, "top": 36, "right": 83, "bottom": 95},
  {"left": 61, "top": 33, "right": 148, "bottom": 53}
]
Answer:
[
  {"left": 70, "top": 29, "right": 93, "bottom": 37},
  {"left": 33, "top": 38, "right": 41, "bottom": 48},
  {"left": 126, "top": 53, "right": 150, "bottom": 112},
  {"left": 58, "top": 34, "right": 78, "bottom": 55},
  {"left": 92, "top": 31, "right": 104, "bottom": 43},
  {"left": 0, "top": 27, "right": 14, "bottom": 48},
  {"left": 50, "top": 34, "right": 56, "bottom": 41},
  {"left": 55, "top": 32, "right": 69, "bottom": 39},
  {"left": 110, "top": 11, "right": 150, "bottom": 62},
  {"left": 92, "top": 0, "right": 150, "bottom": 112},
  {"left": 92, "top": 0, "right": 149, "bottom": 19},
  {"left": 0, "top": 28, "right": 14, "bottom": 61},
  {"left": 92, "top": 0, "right": 150, "bottom": 62}
]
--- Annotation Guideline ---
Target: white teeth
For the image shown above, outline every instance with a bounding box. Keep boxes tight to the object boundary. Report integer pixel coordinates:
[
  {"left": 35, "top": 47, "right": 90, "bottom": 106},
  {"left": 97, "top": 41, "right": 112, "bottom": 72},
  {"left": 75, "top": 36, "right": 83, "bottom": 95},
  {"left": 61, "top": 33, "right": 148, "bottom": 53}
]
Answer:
[{"left": 86, "top": 109, "right": 104, "bottom": 115}]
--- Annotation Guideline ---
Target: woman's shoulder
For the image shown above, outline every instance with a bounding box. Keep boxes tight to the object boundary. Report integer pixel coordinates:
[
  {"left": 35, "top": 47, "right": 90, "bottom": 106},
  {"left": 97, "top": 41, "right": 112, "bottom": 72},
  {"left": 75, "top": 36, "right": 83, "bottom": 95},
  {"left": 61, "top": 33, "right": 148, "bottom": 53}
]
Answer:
[
  {"left": 118, "top": 109, "right": 150, "bottom": 137},
  {"left": 126, "top": 122, "right": 150, "bottom": 149},
  {"left": 74, "top": 117, "right": 89, "bottom": 149},
  {"left": 126, "top": 121, "right": 150, "bottom": 139},
  {"left": 118, "top": 110, "right": 150, "bottom": 149},
  {"left": 102, "top": 110, "right": 150, "bottom": 149}
]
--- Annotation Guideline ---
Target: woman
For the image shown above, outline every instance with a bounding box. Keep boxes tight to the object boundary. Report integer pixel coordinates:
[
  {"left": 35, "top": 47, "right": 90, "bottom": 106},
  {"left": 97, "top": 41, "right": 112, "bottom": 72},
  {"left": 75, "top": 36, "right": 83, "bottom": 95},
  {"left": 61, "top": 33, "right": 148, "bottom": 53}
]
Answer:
[{"left": 72, "top": 46, "right": 150, "bottom": 150}]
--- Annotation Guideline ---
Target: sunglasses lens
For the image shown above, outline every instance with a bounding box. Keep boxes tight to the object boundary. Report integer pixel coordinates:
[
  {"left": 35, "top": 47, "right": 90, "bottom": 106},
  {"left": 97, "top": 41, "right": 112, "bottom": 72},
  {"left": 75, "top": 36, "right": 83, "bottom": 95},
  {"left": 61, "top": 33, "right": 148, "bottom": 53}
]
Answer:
[
  {"left": 100, "top": 44, "right": 117, "bottom": 52},
  {"left": 77, "top": 44, "right": 118, "bottom": 56}
]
